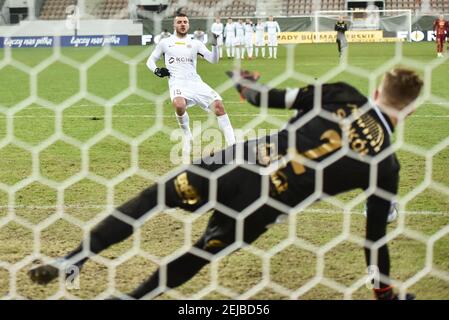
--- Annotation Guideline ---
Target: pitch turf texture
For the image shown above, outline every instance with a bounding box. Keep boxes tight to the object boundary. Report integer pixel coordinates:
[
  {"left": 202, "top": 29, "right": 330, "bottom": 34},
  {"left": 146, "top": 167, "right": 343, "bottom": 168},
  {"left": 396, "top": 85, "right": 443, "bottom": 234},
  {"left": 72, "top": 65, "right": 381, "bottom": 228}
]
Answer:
[{"left": 0, "top": 42, "right": 448, "bottom": 300}]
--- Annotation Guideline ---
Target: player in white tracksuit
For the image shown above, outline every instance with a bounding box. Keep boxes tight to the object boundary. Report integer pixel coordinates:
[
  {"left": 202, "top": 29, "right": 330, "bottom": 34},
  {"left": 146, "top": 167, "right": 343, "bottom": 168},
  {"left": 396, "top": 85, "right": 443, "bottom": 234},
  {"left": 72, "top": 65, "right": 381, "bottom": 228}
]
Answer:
[
  {"left": 234, "top": 19, "right": 245, "bottom": 59},
  {"left": 265, "top": 15, "right": 281, "bottom": 59},
  {"left": 255, "top": 19, "right": 266, "bottom": 58},
  {"left": 244, "top": 19, "right": 255, "bottom": 59},
  {"left": 211, "top": 17, "right": 224, "bottom": 58},
  {"left": 224, "top": 17, "right": 235, "bottom": 58},
  {"left": 146, "top": 14, "right": 235, "bottom": 160}
]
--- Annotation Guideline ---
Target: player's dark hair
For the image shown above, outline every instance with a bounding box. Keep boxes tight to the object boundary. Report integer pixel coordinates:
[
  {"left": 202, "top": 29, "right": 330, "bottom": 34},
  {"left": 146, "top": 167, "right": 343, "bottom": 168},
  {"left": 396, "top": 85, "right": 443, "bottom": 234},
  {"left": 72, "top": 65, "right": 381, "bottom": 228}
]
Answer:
[{"left": 175, "top": 13, "right": 188, "bottom": 18}]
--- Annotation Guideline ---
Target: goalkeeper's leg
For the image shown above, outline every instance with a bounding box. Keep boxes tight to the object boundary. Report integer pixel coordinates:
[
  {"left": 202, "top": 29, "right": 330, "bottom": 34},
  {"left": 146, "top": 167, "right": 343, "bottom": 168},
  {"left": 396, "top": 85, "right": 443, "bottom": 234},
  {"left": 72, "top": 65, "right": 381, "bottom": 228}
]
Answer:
[
  {"left": 28, "top": 170, "right": 210, "bottom": 285},
  {"left": 127, "top": 204, "right": 282, "bottom": 299}
]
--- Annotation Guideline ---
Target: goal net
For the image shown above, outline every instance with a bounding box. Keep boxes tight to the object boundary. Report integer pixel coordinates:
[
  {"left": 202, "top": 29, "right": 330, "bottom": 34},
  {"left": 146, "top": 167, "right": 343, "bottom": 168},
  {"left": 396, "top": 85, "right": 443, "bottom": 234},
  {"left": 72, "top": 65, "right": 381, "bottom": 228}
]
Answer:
[
  {"left": 0, "top": 0, "right": 448, "bottom": 302},
  {"left": 313, "top": 9, "right": 413, "bottom": 42}
]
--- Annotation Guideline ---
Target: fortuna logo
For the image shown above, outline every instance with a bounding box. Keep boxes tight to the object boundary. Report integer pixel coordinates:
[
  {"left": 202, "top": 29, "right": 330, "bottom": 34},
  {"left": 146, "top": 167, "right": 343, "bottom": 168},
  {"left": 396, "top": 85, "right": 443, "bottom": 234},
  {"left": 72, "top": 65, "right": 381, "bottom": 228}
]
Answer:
[{"left": 168, "top": 56, "right": 194, "bottom": 64}]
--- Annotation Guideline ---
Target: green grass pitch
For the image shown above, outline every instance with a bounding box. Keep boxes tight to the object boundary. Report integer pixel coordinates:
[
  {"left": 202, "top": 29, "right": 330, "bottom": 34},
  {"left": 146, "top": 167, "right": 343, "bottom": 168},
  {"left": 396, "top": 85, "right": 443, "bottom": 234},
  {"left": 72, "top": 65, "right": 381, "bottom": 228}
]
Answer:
[{"left": 0, "top": 42, "right": 448, "bottom": 299}]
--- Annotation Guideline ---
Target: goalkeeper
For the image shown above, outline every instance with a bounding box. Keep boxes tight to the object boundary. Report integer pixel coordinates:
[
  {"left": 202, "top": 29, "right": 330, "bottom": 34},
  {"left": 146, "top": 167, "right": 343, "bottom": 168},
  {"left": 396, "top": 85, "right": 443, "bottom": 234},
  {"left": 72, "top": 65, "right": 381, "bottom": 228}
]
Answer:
[
  {"left": 334, "top": 16, "right": 348, "bottom": 57},
  {"left": 29, "top": 68, "right": 422, "bottom": 300}
]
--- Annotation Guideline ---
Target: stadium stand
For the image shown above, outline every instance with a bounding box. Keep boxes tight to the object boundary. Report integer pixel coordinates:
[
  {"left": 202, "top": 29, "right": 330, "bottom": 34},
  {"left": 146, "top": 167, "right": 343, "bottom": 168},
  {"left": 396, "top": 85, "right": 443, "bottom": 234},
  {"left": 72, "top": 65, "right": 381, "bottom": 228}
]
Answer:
[
  {"left": 95, "top": 0, "right": 129, "bottom": 19},
  {"left": 170, "top": 0, "right": 257, "bottom": 17},
  {"left": 39, "top": 0, "right": 77, "bottom": 20},
  {"left": 35, "top": 0, "right": 449, "bottom": 20}
]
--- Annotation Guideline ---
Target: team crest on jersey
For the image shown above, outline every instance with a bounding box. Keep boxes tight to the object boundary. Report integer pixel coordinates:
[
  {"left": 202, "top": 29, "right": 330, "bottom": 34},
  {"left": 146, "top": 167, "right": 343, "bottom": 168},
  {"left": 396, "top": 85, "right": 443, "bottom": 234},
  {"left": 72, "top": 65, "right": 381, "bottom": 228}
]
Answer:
[{"left": 187, "top": 44, "right": 192, "bottom": 48}]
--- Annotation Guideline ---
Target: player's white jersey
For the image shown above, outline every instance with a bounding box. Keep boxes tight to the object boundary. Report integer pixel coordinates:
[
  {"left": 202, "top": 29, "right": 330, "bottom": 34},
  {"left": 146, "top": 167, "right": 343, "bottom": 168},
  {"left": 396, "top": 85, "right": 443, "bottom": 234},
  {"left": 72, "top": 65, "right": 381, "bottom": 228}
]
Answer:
[
  {"left": 265, "top": 21, "right": 281, "bottom": 34},
  {"left": 147, "top": 35, "right": 209, "bottom": 82},
  {"left": 224, "top": 23, "right": 235, "bottom": 38},
  {"left": 211, "top": 22, "right": 224, "bottom": 36},
  {"left": 244, "top": 23, "right": 254, "bottom": 46},
  {"left": 235, "top": 23, "right": 245, "bottom": 38},
  {"left": 224, "top": 22, "right": 235, "bottom": 46},
  {"left": 255, "top": 23, "right": 265, "bottom": 46}
]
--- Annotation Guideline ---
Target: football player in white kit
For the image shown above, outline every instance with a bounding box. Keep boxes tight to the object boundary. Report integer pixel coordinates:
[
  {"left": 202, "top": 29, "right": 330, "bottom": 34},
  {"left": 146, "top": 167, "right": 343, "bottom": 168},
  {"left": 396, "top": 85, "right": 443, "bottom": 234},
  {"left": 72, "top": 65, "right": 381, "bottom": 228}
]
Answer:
[
  {"left": 224, "top": 17, "right": 235, "bottom": 58},
  {"left": 234, "top": 18, "right": 245, "bottom": 59},
  {"left": 211, "top": 16, "right": 224, "bottom": 58},
  {"left": 265, "top": 15, "right": 281, "bottom": 59},
  {"left": 254, "top": 18, "right": 266, "bottom": 58},
  {"left": 244, "top": 19, "right": 255, "bottom": 59},
  {"left": 146, "top": 14, "right": 235, "bottom": 160}
]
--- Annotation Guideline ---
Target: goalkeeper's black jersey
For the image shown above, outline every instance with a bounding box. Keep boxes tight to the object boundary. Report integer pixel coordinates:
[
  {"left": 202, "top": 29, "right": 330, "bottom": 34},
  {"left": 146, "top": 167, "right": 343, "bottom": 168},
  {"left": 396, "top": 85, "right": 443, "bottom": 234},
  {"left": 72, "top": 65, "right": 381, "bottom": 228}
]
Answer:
[
  {"left": 335, "top": 21, "right": 348, "bottom": 33},
  {"left": 281, "top": 82, "right": 398, "bottom": 201},
  {"left": 229, "top": 82, "right": 399, "bottom": 207}
]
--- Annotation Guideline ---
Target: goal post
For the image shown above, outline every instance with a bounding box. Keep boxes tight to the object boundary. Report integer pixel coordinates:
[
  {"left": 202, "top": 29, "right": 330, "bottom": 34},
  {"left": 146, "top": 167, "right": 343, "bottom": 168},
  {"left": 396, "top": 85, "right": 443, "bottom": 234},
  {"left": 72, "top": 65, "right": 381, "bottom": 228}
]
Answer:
[{"left": 313, "top": 9, "right": 413, "bottom": 43}]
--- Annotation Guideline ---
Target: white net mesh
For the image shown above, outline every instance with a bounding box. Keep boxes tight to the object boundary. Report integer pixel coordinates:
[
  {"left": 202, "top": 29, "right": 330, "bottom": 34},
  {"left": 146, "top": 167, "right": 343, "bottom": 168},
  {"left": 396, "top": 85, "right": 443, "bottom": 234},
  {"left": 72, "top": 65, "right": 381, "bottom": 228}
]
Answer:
[{"left": 0, "top": 0, "right": 448, "bottom": 300}]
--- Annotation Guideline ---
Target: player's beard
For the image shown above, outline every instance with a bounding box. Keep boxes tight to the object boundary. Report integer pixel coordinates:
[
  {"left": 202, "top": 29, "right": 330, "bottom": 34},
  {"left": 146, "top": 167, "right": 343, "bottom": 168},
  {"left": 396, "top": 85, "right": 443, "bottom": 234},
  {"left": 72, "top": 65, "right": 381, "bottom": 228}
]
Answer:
[{"left": 176, "top": 27, "right": 188, "bottom": 37}]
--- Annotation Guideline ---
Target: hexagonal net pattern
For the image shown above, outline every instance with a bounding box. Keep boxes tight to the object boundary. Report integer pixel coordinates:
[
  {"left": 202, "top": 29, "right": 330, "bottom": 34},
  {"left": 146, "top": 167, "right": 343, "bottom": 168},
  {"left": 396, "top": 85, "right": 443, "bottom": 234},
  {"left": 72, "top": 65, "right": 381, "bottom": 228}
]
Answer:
[{"left": 1, "top": 4, "right": 449, "bottom": 300}]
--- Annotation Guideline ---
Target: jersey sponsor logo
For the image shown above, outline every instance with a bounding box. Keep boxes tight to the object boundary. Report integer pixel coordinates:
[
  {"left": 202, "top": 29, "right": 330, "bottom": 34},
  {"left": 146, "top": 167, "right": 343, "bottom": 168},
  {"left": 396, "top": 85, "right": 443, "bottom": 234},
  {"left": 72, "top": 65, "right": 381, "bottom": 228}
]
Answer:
[
  {"left": 175, "top": 41, "right": 186, "bottom": 45},
  {"left": 168, "top": 56, "right": 194, "bottom": 64}
]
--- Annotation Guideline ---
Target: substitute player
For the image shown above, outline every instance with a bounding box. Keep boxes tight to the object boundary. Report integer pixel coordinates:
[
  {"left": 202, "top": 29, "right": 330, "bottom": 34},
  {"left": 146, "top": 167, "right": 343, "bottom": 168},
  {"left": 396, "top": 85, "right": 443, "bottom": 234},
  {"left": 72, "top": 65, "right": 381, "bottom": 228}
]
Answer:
[
  {"left": 244, "top": 18, "right": 255, "bottom": 59},
  {"left": 433, "top": 14, "right": 446, "bottom": 57},
  {"left": 146, "top": 14, "right": 235, "bottom": 159},
  {"left": 255, "top": 18, "right": 266, "bottom": 58},
  {"left": 211, "top": 17, "right": 224, "bottom": 58},
  {"left": 224, "top": 17, "right": 235, "bottom": 58},
  {"left": 266, "top": 15, "right": 280, "bottom": 59},
  {"left": 29, "top": 68, "right": 422, "bottom": 300},
  {"left": 235, "top": 18, "right": 245, "bottom": 59}
]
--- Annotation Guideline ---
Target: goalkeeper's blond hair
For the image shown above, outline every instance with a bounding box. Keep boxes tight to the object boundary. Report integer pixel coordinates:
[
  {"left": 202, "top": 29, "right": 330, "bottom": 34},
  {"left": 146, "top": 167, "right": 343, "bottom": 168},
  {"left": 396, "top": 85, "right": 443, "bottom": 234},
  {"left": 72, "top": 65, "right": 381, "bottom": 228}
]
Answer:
[{"left": 380, "top": 68, "right": 423, "bottom": 110}]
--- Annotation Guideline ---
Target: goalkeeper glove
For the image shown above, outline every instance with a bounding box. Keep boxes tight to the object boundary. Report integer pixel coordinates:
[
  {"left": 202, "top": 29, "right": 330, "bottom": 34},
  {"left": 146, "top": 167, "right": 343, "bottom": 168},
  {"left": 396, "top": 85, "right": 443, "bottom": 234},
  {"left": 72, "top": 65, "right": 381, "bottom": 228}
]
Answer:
[
  {"left": 225, "top": 69, "right": 261, "bottom": 98},
  {"left": 154, "top": 67, "right": 170, "bottom": 78},
  {"left": 374, "top": 286, "right": 416, "bottom": 300}
]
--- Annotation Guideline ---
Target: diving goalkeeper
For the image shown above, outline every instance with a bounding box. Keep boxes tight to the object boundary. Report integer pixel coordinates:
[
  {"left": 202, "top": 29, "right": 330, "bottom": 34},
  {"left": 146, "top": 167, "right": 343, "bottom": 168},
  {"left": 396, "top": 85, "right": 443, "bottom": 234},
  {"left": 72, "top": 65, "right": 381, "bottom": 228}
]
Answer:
[{"left": 29, "top": 68, "right": 423, "bottom": 300}]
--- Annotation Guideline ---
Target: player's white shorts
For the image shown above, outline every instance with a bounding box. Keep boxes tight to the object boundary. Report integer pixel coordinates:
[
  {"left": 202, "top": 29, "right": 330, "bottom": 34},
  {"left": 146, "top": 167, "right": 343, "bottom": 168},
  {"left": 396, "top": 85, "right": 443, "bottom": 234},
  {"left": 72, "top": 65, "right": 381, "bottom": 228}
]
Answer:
[
  {"left": 169, "top": 79, "right": 222, "bottom": 112},
  {"left": 267, "top": 33, "right": 278, "bottom": 46},
  {"left": 234, "top": 35, "right": 245, "bottom": 46},
  {"left": 255, "top": 35, "right": 265, "bottom": 46},
  {"left": 245, "top": 34, "right": 253, "bottom": 47},
  {"left": 225, "top": 35, "right": 234, "bottom": 47}
]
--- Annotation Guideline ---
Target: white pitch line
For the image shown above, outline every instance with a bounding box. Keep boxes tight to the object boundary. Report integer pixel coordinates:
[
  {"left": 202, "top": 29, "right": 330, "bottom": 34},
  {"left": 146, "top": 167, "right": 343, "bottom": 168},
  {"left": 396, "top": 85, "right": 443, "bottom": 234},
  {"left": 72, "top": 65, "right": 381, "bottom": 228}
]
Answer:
[{"left": 1, "top": 205, "right": 447, "bottom": 216}]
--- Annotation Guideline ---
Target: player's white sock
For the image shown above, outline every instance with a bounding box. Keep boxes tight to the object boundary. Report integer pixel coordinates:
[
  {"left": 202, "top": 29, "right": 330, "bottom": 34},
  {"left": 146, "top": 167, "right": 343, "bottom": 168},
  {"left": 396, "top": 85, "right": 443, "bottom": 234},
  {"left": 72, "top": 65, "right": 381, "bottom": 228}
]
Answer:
[
  {"left": 176, "top": 112, "right": 192, "bottom": 141},
  {"left": 176, "top": 112, "right": 192, "bottom": 161},
  {"left": 268, "top": 47, "right": 273, "bottom": 58},
  {"left": 219, "top": 46, "right": 223, "bottom": 58},
  {"left": 226, "top": 47, "right": 231, "bottom": 57},
  {"left": 217, "top": 114, "right": 235, "bottom": 146},
  {"left": 255, "top": 47, "right": 259, "bottom": 57},
  {"left": 274, "top": 47, "right": 277, "bottom": 59},
  {"left": 247, "top": 47, "right": 253, "bottom": 58},
  {"left": 231, "top": 47, "right": 235, "bottom": 57},
  {"left": 262, "top": 47, "right": 265, "bottom": 58},
  {"left": 241, "top": 47, "right": 245, "bottom": 59}
]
